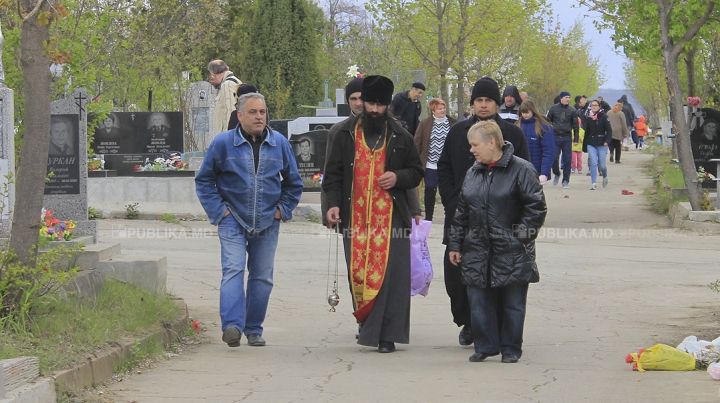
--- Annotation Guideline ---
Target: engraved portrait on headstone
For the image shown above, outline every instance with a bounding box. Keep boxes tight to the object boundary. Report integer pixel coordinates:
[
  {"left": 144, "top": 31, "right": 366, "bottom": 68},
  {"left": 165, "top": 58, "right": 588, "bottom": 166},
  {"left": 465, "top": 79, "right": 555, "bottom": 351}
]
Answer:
[
  {"left": 49, "top": 115, "right": 74, "bottom": 155},
  {"left": 291, "top": 130, "right": 327, "bottom": 185},
  {"left": 691, "top": 108, "right": 720, "bottom": 177},
  {"left": 140, "top": 112, "right": 171, "bottom": 153},
  {"left": 295, "top": 138, "right": 317, "bottom": 168},
  {"left": 45, "top": 114, "right": 80, "bottom": 195}
]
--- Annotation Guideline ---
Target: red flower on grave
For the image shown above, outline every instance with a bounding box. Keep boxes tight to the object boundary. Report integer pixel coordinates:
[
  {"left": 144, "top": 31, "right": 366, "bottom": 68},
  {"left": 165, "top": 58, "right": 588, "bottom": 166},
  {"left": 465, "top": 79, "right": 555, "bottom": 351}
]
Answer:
[{"left": 134, "top": 164, "right": 141, "bottom": 172}]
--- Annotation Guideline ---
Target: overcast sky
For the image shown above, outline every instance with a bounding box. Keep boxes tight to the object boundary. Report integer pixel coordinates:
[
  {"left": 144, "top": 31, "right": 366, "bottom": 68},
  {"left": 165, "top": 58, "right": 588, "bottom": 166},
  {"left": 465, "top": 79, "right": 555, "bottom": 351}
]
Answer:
[{"left": 549, "top": 0, "right": 628, "bottom": 90}]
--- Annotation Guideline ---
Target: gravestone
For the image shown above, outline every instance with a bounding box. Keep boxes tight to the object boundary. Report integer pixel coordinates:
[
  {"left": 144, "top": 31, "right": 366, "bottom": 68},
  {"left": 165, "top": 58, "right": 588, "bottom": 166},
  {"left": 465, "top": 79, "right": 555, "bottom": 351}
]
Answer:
[
  {"left": 187, "top": 81, "right": 215, "bottom": 152},
  {"left": 91, "top": 111, "right": 184, "bottom": 175},
  {"left": 0, "top": 83, "right": 14, "bottom": 237},
  {"left": 287, "top": 117, "right": 344, "bottom": 191},
  {"left": 46, "top": 88, "right": 98, "bottom": 242},
  {"left": 689, "top": 108, "right": 720, "bottom": 189}
]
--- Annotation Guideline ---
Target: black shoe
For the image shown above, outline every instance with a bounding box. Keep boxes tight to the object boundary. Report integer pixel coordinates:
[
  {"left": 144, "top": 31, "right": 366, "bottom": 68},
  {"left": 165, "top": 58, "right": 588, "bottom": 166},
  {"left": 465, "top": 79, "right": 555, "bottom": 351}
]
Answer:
[
  {"left": 609, "top": 156, "right": 614, "bottom": 162},
  {"left": 501, "top": 354, "right": 519, "bottom": 363},
  {"left": 222, "top": 327, "right": 241, "bottom": 347},
  {"left": 355, "top": 323, "right": 363, "bottom": 340},
  {"left": 247, "top": 333, "right": 266, "bottom": 347},
  {"left": 378, "top": 341, "right": 396, "bottom": 353},
  {"left": 458, "top": 325, "right": 472, "bottom": 346},
  {"left": 615, "top": 161, "right": 621, "bottom": 164},
  {"left": 469, "top": 352, "right": 498, "bottom": 362}
]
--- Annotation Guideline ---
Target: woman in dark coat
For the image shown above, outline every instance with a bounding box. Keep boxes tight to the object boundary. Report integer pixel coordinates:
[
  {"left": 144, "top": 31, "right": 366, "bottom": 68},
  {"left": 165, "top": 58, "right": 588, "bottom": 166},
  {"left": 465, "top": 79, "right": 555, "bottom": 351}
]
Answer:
[
  {"left": 448, "top": 120, "right": 547, "bottom": 363},
  {"left": 582, "top": 100, "right": 613, "bottom": 190}
]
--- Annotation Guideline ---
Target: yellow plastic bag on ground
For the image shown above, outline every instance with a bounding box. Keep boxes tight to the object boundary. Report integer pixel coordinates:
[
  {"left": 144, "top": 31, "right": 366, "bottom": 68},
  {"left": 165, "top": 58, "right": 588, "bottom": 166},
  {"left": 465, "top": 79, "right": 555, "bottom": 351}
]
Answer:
[{"left": 625, "top": 343, "right": 696, "bottom": 372}]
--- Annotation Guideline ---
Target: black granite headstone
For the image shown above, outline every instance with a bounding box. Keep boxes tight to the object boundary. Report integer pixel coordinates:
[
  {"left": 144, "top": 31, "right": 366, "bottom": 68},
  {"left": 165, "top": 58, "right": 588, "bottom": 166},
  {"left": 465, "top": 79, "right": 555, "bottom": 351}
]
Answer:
[
  {"left": 268, "top": 119, "right": 292, "bottom": 139},
  {"left": 290, "top": 130, "right": 328, "bottom": 191},
  {"left": 45, "top": 114, "right": 80, "bottom": 195},
  {"left": 91, "top": 111, "right": 183, "bottom": 175},
  {"left": 690, "top": 108, "right": 720, "bottom": 188}
]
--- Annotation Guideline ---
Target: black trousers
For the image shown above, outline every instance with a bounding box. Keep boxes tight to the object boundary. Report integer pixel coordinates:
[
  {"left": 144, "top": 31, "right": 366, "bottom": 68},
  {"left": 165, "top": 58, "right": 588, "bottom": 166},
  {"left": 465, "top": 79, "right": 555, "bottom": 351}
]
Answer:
[
  {"left": 609, "top": 139, "right": 622, "bottom": 161},
  {"left": 443, "top": 246, "right": 471, "bottom": 328}
]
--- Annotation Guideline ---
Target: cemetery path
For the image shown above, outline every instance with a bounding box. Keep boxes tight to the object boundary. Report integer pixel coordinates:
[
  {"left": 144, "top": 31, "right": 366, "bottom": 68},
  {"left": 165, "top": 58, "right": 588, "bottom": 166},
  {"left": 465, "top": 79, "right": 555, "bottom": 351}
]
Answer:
[{"left": 99, "top": 147, "right": 720, "bottom": 402}]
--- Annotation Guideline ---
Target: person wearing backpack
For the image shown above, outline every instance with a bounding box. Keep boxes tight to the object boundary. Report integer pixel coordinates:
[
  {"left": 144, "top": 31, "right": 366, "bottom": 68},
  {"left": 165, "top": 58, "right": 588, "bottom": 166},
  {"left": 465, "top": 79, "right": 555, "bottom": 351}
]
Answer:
[{"left": 209, "top": 59, "right": 241, "bottom": 135}]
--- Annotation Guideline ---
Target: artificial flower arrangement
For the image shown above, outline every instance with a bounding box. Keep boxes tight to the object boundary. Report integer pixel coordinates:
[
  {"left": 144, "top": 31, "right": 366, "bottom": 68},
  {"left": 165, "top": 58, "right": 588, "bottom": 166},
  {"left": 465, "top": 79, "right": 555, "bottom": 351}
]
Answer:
[
  {"left": 697, "top": 167, "right": 717, "bottom": 183},
  {"left": 134, "top": 152, "right": 186, "bottom": 172},
  {"left": 88, "top": 155, "right": 104, "bottom": 171},
  {"left": 39, "top": 209, "right": 76, "bottom": 242},
  {"left": 687, "top": 97, "right": 702, "bottom": 108}
]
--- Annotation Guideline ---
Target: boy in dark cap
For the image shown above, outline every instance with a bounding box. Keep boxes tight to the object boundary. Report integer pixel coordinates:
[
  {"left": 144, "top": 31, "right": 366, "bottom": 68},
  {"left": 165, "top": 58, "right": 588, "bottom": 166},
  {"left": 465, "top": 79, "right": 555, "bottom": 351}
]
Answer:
[
  {"left": 436, "top": 76, "right": 530, "bottom": 347},
  {"left": 389, "top": 81, "right": 426, "bottom": 135},
  {"left": 324, "top": 75, "right": 424, "bottom": 354}
]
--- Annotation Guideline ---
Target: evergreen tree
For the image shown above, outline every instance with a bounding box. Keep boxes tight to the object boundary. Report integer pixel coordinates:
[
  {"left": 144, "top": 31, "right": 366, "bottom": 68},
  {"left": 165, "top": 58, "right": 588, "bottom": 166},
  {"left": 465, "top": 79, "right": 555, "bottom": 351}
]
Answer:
[{"left": 243, "top": 0, "right": 322, "bottom": 118}]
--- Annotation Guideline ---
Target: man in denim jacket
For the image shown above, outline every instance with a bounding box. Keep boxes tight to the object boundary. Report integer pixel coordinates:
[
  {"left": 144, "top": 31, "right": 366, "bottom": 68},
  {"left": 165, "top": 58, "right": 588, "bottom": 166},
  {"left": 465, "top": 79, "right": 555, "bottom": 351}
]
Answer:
[{"left": 196, "top": 92, "right": 303, "bottom": 348}]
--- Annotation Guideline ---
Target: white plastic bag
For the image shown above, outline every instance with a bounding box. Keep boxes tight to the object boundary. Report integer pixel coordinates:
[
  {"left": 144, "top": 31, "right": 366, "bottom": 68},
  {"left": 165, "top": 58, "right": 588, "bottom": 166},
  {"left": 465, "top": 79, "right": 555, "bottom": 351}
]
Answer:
[
  {"left": 677, "top": 335, "right": 720, "bottom": 365},
  {"left": 409, "top": 220, "right": 433, "bottom": 296},
  {"left": 708, "top": 362, "right": 720, "bottom": 380}
]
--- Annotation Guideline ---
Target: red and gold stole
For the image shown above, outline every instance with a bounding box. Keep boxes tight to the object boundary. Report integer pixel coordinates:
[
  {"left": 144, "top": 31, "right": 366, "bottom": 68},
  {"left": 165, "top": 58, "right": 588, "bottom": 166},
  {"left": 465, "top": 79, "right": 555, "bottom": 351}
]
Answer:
[{"left": 350, "top": 121, "right": 393, "bottom": 323}]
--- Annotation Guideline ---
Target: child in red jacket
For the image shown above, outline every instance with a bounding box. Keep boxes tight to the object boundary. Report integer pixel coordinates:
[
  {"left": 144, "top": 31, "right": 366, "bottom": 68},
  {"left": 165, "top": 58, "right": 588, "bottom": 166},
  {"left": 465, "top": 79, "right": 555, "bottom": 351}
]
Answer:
[{"left": 633, "top": 116, "right": 649, "bottom": 149}]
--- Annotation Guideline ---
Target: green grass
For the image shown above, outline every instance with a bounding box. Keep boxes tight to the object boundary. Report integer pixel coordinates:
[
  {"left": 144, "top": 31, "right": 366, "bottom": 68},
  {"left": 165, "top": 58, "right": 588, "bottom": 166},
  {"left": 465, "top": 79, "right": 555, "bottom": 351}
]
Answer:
[
  {"left": 661, "top": 159, "right": 685, "bottom": 189},
  {"left": 159, "top": 213, "right": 179, "bottom": 224},
  {"left": 646, "top": 146, "right": 688, "bottom": 214},
  {"left": 0, "top": 279, "right": 182, "bottom": 374}
]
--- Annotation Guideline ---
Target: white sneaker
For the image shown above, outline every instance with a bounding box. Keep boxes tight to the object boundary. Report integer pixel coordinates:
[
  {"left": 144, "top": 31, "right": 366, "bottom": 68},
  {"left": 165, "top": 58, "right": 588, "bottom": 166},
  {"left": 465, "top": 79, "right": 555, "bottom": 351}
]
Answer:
[{"left": 590, "top": 183, "right": 597, "bottom": 190}]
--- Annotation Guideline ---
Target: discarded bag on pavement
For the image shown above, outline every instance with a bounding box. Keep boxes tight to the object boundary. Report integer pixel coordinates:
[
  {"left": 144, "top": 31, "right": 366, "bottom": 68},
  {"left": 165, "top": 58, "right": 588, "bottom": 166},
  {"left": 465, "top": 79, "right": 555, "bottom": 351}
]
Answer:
[{"left": 625, "top": 343, "right": 696, "bottom": 372}]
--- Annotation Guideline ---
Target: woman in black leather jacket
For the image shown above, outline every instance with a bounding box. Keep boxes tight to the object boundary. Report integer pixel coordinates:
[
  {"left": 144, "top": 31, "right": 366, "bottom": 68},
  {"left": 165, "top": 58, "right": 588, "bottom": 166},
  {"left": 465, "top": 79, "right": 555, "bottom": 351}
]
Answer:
[{"left": 448, "top": 120, "right": 547, "bottom": 364}]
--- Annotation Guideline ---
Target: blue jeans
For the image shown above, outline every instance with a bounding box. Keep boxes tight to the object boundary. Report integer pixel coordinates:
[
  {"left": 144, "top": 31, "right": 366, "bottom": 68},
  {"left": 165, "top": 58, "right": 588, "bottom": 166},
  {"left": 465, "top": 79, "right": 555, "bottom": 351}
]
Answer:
[
  {"left": 552, "top": 136, "right": 572, "bottom": 183},
  {"left": 587, "top": 144, "right": 608, "bottom": 184},
  {"left": 218, "top": 214, "right": 280, "bottom": 336},
  {"left": 467, "top": 283, "right": 529, "bottom": 357}
]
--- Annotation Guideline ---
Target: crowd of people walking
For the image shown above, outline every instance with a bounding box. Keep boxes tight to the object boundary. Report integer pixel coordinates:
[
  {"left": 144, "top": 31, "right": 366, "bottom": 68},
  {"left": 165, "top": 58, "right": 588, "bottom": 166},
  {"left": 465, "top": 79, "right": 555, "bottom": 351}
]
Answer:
[{"left": 196, "top": 60, "right": 648, "bottom": 363}]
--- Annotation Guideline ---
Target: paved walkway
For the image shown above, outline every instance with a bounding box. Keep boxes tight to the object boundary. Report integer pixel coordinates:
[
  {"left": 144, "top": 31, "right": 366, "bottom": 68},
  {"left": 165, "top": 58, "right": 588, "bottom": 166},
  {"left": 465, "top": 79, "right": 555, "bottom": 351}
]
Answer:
[{"left": 101, "top": 148, "right": 720, "bottom": 402}]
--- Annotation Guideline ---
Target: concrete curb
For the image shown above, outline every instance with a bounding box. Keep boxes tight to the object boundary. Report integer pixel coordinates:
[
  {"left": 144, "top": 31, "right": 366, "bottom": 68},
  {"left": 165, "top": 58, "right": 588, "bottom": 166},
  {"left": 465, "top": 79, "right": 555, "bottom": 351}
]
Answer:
[
  {"left": 51, "top": 299, "right": 190, "bottom": 392},
  {"left": 669, "top": 201, "right": 720, "bottom": 232},
  {"left": 0, "top": 378, "right": 55, "bottom": 403}
]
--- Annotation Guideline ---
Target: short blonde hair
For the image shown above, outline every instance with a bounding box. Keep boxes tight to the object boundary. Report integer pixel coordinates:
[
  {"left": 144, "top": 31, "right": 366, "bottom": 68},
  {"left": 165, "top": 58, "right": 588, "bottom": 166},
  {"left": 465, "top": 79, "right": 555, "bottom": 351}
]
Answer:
[
  {"left": 467, "top": 120, "right": 503, "bottom": 145},
  {"left": 428, "top": 98, "right": 446, "bottom": 113}
]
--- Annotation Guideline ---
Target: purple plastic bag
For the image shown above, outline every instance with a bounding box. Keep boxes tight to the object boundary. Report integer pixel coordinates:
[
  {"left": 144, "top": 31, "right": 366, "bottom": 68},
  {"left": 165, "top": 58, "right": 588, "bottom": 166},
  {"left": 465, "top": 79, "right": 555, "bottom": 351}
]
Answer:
[{"left": 410, "top": 220, "right": 433, "bottom": 296}]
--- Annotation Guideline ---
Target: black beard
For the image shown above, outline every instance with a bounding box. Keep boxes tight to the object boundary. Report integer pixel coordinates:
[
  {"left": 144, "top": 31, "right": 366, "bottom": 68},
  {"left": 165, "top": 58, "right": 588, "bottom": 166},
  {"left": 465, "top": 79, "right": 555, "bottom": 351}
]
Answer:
[{"left": 362, "top": 109, "right": 388, "bottom": 135}]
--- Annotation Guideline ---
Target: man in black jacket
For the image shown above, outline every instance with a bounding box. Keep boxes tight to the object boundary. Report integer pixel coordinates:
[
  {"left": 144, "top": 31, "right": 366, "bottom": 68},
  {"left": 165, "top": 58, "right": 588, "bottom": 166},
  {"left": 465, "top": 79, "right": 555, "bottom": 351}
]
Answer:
[
  {"left": 546, "top": 91, "right": 579, "bottom": 188},
  {"left": 436, "top": 76, "right": 530, "bottom": 347},
  {"left": 389, "top": 82, "right": 425, "bottom": 135}
]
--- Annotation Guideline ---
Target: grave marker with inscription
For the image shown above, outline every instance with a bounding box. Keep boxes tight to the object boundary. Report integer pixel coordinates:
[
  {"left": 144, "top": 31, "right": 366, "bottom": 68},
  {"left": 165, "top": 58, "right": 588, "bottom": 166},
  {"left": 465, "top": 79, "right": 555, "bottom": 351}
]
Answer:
[
  {"left": 91, "top": 111, "right": 183, "bottom": 175},
  {"left": 46, "top": 88, "right": 98, "bottom": 242},
  {"left": 287, "top": 117, "right": 344, "bottom": 191},
  {"left": 689, "top": 107, "right": 720, "bottom": 188}
]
